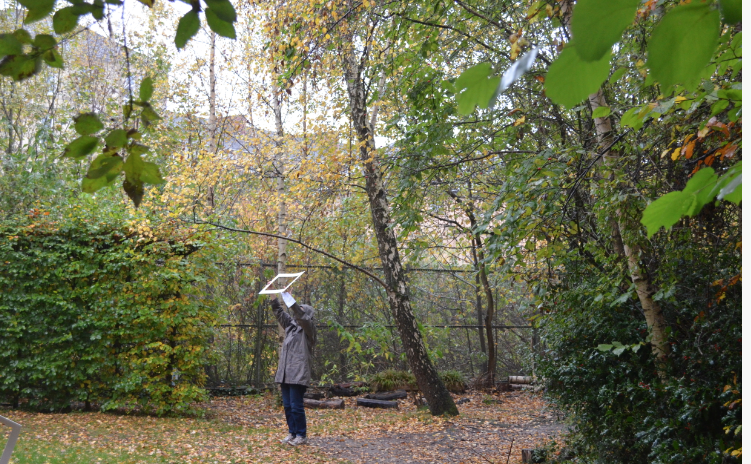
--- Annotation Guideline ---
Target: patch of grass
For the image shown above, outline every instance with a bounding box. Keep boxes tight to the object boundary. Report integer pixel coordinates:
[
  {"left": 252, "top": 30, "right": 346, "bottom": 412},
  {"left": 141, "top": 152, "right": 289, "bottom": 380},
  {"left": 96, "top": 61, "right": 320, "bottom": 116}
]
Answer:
[
  {"left": 368, "top": 370, "right": 417, "bottom": 392},
  {"left": 439, "top": 370, "right": 467, "bottom": 393},
  {"left": 0, "top": 435, "right": 174, "bottom": 464}
]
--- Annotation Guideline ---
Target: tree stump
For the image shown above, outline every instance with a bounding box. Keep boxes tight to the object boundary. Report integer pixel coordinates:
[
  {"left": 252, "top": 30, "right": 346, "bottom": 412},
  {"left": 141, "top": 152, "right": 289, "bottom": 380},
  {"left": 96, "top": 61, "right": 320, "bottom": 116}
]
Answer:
[
  {"left": 356, "top": 398, "right": 399, "bottom": 409},
  {"left": 303, "top": 398, "right": 345, "bottom": 409}
]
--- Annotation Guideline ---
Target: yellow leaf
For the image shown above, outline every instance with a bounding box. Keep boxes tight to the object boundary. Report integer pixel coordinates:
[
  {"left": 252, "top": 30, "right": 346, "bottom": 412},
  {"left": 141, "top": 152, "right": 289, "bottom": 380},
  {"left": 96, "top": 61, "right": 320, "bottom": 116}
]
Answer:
[
  {"left": 513, "top": 115, "right": 526, "bottom": 126},
  {"left": 670, "top": 147, "right": 681, "bottom": 161}
]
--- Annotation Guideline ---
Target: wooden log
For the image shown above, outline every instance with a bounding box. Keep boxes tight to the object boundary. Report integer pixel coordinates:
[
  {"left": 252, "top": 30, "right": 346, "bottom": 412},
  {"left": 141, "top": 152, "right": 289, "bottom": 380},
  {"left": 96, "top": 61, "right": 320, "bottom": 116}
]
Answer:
[
  {"left": 364, "top": 390, "right": 407, "bottom": 401},
  {"left": 521, "top": 449, "right": 533, "bottom": 463},
  {"left": 303, "top": 398, "right": 345, "bottom": 409},
  {"left": 509, "top": 376, "right": 533, "bottom": 384},
  {"left": 356, "top": 398, "right": 399, "bottom": 409},
  {"left": 304, "top": 391, "right": 325, "bottom": 400},
  {"left": 495, "top": 381, "right": 512, "bottom": 392},
  {"left": 329, "top": 385, "right": 357, "bottom": 397},
  {"left": 329, "top": 382, "right": 368, "bottom": 397}
]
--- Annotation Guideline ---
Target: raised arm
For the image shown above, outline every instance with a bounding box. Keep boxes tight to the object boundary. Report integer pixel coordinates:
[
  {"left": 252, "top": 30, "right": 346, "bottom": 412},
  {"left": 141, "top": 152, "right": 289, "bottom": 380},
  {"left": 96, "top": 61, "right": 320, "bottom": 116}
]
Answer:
[
  {"left": 270, "top": 297, "right": 293, "bottom": 329},
  {"left": 289, "top": 302, "right": 317, "bottom": 347}
]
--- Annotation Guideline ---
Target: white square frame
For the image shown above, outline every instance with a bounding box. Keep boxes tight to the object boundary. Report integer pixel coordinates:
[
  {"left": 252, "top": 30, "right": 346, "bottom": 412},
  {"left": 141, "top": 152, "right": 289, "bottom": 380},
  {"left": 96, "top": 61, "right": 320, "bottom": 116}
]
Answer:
[
  {"left": 258, "top": 271, "right": 305, "bottom": 295},
  {"left": 0, "top": 414, "right": 21, "bottom": 464}
]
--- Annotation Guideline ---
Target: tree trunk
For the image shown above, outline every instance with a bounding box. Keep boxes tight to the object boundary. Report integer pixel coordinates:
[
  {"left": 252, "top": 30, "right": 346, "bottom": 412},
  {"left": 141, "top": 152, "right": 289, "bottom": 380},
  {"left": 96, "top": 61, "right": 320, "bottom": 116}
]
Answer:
[
  {"left": 272, "top": 80, "right": 287, "bottom": 343},
  {"left": 337, "top": 270, "right": 348, "bottom": 378},
  {"left": 451, "top": 185, "right": 495, "bottom": 385},
  {"left": 207, "top": 31, "right": 217, "bottom": 207},
  {"left": 343, "top": 48, "right": 457, "bottom": 416},
  {"left": 252, "top": 264, "right": 265, "bottom": 386},
  {"left": 560, "top": 0, "right": 668, "bottom": 370}
]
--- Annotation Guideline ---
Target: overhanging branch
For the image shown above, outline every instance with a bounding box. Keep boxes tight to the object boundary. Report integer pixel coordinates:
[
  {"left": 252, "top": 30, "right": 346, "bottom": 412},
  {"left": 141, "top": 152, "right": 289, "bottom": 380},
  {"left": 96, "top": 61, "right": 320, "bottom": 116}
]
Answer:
[{"left": 190, "top": 219, "right": 389, "bottom": 291}]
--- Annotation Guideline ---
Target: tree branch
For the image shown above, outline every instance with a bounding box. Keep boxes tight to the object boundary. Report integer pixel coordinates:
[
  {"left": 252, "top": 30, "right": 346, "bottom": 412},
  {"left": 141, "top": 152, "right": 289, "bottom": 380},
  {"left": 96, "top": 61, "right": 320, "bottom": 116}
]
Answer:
[{"left": 190, "top": 219, "right": 389, "bottom": 291}]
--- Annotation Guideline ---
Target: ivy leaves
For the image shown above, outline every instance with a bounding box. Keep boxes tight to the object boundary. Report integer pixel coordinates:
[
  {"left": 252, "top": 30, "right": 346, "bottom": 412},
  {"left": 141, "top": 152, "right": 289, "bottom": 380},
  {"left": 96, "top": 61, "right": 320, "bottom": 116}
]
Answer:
[{"left": 63, "top": 77, "right": 165, "bottom": 207}]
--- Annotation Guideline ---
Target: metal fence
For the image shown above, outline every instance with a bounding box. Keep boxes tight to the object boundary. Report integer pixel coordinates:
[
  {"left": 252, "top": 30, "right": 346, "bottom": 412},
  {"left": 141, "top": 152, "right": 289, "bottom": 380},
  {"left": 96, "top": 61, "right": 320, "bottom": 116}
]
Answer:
[{"left": 204, "top": 262, "right": 537, "bottom": 387}]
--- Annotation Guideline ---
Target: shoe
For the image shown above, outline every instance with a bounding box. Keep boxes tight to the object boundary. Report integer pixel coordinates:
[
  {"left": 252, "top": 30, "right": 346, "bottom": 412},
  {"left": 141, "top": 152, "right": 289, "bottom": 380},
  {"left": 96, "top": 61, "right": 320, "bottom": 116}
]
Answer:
[
  {"left": 280, "top": 433, "right": 294, "bottom": 444},
  {"left": 289, "top": 436, "right": 308, "bottom": 446}
]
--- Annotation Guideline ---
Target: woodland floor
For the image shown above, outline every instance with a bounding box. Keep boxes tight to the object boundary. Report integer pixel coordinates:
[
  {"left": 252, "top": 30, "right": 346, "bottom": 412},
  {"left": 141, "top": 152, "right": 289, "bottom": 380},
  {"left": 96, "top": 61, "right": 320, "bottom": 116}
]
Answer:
[{"left": 0, "top": 390, "right": 565, "bottom": 464}]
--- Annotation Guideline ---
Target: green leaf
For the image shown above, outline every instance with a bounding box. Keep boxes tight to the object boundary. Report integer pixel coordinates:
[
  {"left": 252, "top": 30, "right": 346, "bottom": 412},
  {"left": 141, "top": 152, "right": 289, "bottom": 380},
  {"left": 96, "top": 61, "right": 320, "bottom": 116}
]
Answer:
[
  {"left": 710, "top": 99, "right": 729, "bottom": 116},
  {"left": 175, "top": 10, "right": 200, "bottom": 49},
  {"left": 74, "top": 112, "right": 103, "bottom": 135},
  {"left": 455, "top": 62, "right": 500, "bottom": 115},
  {"left": 141, "top": 162, "right": 165, "bottom": 184},
  {"left": 127, "top": 143, "right": 149, "bottom": 156},
  {"left": 123, "top": 178, "right": 144, "bottom": 207},
  {"left": 571, "top": 0, "right": 640, "bottom": 61},
  {"left": 140, "top": 104, "right": 161, "bottom": 123},
  {"left": 0, "top": 54, "right": 41, "bottom": 81},
  {"left": 81, "top": 174, "right": 109, "bottom": 193},
  {"left": 545, "top": 45, "right": 611, "bottom": 108},
  {"left": 136, "top": 0, "right": 154, "bottom": 7},
  {"left": 12, "top": 29, "right": 32, "bottom": 44},
  {"left": 33, "top": 33, "right": 56, "bottom": 50},
  {"left": 104, "top": 129, "right": 128, "bottom": 148},
  {"left": 85, "top": 153, "right": 123, "bottom": 181},
  {"left": 63, "top": 135, "right": 99, "bottom": 159},
  {"left": 205, "top": 8, "right": 236, "bottom": 39},
  {"left": 641, "top": 190, "right": 690, "bottom": 237},
  {"left": 683, "top": 167, "right": 718, "bottom": 216},
  {"left": 620, "top": 107, "right": 645, "bottom": 130},
  {"left": 205, "top": 0, "right": 236, "bottom": 23},
  {"left": 0, "top": 34, "right": 24, "bottom": 56},
  {"left": 42, "top": 49, "right": 64, "bottom": 68},
  {"left": 592, "top": 106, "right": 611, "bottom": 118},
  {"left": 717, "top": 89, "right": 741, "bottom": 101},
  {"left": 609, "top": 67, "right": 627, "bottom": 85},
  {"left": 647, "top": 3, "right": 720, "bottom": 90},
  {"left": 139, "top": 76, "right": 153, "bottom": 102},
  {"left": 53, "top": 6, "right": 81, "bottom": 34},
  {"left": 597, "top": 344, "right": 613, "bottom": 352},
  {"left": 19, "top": 0, "right": 56, "bottom": 23},
  {"left": 712, "top": 161, "right": 742, "bottom": 204},
  {"left": 612, "top": 346, "right": 626, "bottom": 356},
  {"left": 91, "top": 0, "right": 104, "bottom": 20},
  {"left": 123, "top": 152, "right": 144, "bottom": 184},
  {"left": 719, "top": 0, "right": 741, "bottom": 25}
]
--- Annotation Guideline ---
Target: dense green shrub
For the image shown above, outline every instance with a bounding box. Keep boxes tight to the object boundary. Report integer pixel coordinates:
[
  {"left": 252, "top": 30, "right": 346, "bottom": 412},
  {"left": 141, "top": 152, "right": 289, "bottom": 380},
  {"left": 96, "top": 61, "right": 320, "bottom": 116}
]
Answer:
[
  {"left": 0, "top": 211, "right": 217, "bottom": 414},
  {"left": 538, "top": 231, "right": 741, "bottom": 464}
]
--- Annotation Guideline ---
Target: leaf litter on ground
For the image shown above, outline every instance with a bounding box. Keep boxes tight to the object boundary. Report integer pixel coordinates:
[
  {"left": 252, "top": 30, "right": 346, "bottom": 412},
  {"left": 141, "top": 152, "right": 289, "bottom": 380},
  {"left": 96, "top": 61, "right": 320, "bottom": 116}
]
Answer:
[{"left": 0, "top": 390, "right": 564, "bottom": 463}]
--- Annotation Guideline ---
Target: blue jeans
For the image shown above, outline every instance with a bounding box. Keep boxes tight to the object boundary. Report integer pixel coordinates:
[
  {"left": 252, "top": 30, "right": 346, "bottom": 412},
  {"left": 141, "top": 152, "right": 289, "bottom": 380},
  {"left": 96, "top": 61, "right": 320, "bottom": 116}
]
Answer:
[{"left": 280, "top": 383, "right": 307, "bottom": 438}]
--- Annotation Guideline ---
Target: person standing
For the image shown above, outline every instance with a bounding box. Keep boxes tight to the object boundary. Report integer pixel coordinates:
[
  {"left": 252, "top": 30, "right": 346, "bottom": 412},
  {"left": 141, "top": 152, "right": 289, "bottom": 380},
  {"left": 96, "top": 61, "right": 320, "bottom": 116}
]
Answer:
[{"left": 271, "top": 291, "right": 317, "bottom": 446}]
